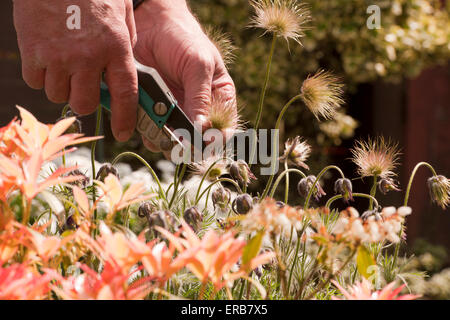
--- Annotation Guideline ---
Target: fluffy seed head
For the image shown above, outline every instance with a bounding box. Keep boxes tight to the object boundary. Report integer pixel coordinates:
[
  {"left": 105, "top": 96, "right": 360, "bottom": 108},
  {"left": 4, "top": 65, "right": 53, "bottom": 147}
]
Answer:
[
  {"left": 279, "top": 136, "right": 311, "bottom": 169},
  {"left": 204, "top": 93, "right": 242, "bottom": 134},
  {"left": 427, "top": 175, "right": 449, "bottom": 210},
  {"left": 249, "top": 0, "right": 311, "bottom": 44},
  {"left": 205, "top": 26, "right": 237, "bottom": 67},
  {"left": 351, "top": 137, "right": 401, "bottom": 179},
  {"left": 300, "top": 70, "right": 345, "bottom": 120}
]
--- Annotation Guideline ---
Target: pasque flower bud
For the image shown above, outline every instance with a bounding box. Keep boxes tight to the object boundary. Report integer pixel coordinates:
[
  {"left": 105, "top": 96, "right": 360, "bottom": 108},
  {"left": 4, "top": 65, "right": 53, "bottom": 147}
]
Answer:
[
  {"left": 378, "top": 178, "right": 401, "bottom": 195},
  {"left": 96, "top": 163, "right": 119, "bottom": 182},
  {"left": 183, "top": 207, "right": 203, "bottom": 232},
  {"left": 334, "top": 178, "right": 353, "bottom": 202},
  {"left": 229, "top": 160, "right": 256, "bottom": 186},
  {"left": 211, "top": 186, "right": 231, "bottom": 210},
  {"left": 66, "top": 169, "right": 90, "bottom": 189},
  {"left": 427, "top": 175, "right": 449, "bottom": 209},
  {"left": 298, "top": 175, "right": 326, "bottom": 202},
  {"left": 57, "top": 110, "right": 82, "bottom": 134},
  {"left": 232, "top": 193, "right": 254, "bottom": 215}
]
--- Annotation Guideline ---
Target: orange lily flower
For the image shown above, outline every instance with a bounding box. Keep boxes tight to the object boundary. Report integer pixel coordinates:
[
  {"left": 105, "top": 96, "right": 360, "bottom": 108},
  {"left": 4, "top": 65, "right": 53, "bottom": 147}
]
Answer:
[
  {"left": 331, "top": 279, "right": 421, "bottom": 300},
  {"left": 0, "top": 152, "right": 82, "bottom": 200},
  {"left": 11, "top": 106, "right": 100, "bottom": 161},
  {"left": 156, "top": 221, "right": 275, "bottom": 291},
  {"left": 83, "top": 222, "right": 151, "bottom": 275},
  {"left": 0, "top": 263, "right": 52, "bottom": 300},
  {"left": 51, "top": 262, "right": 152, "bottom": 300}
]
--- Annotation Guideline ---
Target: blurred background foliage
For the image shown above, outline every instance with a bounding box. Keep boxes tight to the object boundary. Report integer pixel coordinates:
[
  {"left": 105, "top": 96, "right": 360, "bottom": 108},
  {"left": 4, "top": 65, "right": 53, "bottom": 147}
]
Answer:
[{"left": 189, "top": 0, "right": 449, "bottom": 138}]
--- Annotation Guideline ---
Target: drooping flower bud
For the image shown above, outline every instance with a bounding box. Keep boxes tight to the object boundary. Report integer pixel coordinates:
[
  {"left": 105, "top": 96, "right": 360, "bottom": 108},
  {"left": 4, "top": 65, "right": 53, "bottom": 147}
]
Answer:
[
  {"left": 229, "top": 160, "right": 257, "bottom": 186},
  {"left": 63, "top": 214, "right": 79, "bottom": 231},
  {"left": 361, "top": 208, "right": 383, "bottom": 221},
  {"left": 66, "top": 169, "right": 90, "bottom": 189},
  {"left": 427, "top": 175, "right": 450, "bottom": 209},
  {"left": 57, "top": 110, "right": 82, "bottom": 134},
  {"left": 334, "top": 178, "right": 353, "bottom": 202},
  {"left": 95, "top": 163, "right": 119, "bottom": 182},
  {"left": 297, "top": 175, "right": 326, "bottom": 202},
  {"left": 138, "top": 201, "right": 157, "bottom": 218},
  {"left": 146, "top": 209, "right": 177, "bottom": 235},
  {"left": 183, "top": 207, "right": 203, "bottom": 232},
  {"left": 378, "top": 178, "right": 401, "bottom": 195},
  {"left": 232, "top": 193, "right": 254, "bottom": 215},
  {"left": 211, "top": 186, "right": 231, "bottom": 210}
]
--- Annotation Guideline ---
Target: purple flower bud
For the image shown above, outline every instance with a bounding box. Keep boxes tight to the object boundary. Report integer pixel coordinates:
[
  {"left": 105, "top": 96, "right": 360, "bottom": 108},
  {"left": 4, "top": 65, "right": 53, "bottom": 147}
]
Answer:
[
  {"left": 378, "top": 178, "right": 401, "bottom": 195},
  {"left": 229, "top": 160, "right": 256, "bottom": 186},
  {"left": 232, "top": 193, "right": 254, "bottom": 215},
  {"left": 298, "top": 175, "right": 326, "bottom": 202},
  {"left": 96, "top": 163, "right": 119, "bottom": 182},
  {"left": 57, "top": 110, "right": 82, "bottom": 134},
  {"left": 183, "top": 207, "right": 203, "bottom": 232},
  {"left": 211, "top": 186, "right": 231, "bottom": 210},
  {"left": 334, "top": 178, "right": 353, "bottom": 202}
]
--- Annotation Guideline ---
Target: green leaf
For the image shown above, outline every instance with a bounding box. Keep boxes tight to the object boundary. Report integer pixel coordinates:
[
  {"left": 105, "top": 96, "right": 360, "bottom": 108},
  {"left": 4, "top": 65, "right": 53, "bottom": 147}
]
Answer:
[
  {"left": 356, "top": 245, "right": 376, "bottom": 279},
  {"left": 242, "top": 231, "right": 264, "bottom": 265}
]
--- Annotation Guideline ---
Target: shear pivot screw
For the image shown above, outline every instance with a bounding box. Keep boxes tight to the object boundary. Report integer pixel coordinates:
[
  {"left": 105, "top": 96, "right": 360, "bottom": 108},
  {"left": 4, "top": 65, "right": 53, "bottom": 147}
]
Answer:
[{"left": 154, "top": 102, "right": 168, "bottom": 116}]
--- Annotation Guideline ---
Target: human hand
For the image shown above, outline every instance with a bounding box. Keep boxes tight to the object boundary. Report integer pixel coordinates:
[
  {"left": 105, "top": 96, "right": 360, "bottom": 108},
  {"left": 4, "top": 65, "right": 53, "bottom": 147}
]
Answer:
[
  {"left": 133, "top": 0, "right": 237, "bottom": 153},
  {"left": 13, "top": 0, "right": 138, "bottom": 142}
]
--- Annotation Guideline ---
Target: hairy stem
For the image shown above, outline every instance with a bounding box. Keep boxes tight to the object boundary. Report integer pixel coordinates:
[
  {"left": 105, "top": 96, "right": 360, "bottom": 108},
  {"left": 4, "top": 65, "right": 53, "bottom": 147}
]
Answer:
[
  {"left": 249, "top": 35, "right": 277, "bottom": 168},
  {"left": 261, "top": 95, "right": 303, "bottom": 200},
  {"left": 325, "top": 193, "right": 379, "bottom": 210},
  {"left": 111, "top": 152, "right": 166, "bottom": 202}
]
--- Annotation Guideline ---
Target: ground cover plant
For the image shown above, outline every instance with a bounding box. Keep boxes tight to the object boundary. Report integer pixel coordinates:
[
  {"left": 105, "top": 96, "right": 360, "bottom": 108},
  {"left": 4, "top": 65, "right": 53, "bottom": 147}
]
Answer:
[{"left": 0, "top": 0, "right": 448, "bottom": 300}]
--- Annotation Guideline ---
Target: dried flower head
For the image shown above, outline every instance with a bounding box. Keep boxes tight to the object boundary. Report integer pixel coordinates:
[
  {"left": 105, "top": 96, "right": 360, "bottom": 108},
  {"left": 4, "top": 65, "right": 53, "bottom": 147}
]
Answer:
[
  {"left": 203, "top": 93, "right": 242, "bottom": 141},
  {"left": 205, "top": 26, "right": 237, "bottom": 67},
  {"left": 249, "top": 0, "right": 312, "bottom": 44},
  {"left": 427, "top": 175, "right": 449, "bottom": 209},
  {"left": 279, "top": 136, "right": 311, "bottom": 169},
  {"left": 351, "top": 137, "right": 401, "bottom": 179},
  {"left": 300, "top": 70, "right": 345, "bottom": 120}
]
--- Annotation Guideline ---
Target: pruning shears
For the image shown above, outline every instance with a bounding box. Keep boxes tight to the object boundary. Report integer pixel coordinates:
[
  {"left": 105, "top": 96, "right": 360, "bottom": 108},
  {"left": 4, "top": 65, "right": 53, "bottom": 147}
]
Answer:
[{"left": 99, "top": 60, "right": 205, "bottom": 153}]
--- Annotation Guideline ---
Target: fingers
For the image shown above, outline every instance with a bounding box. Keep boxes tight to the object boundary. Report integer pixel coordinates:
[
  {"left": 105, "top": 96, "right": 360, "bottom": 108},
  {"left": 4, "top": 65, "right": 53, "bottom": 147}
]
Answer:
[
  {"left": 125, "top": 0, "right": 137, "bottom": 47},
  {"left": 182, "top": 57, "right": 214, "bottom": 123},
  {"left": 69, "top": 70, "right": 101, "bottom": 115},
  {"left": 44, "top": 66, "right": 70, "bottom": 104},
  {"left": 104, "top": 54, "right": 138, "bottom": 142},
  {"left": 21, "top": 60, "right": 45, "bottom": 90}
]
